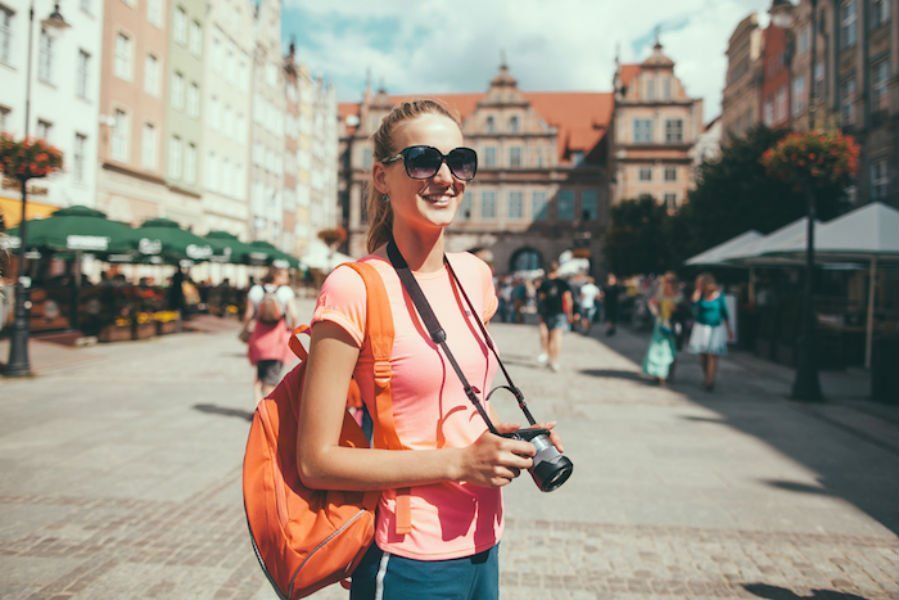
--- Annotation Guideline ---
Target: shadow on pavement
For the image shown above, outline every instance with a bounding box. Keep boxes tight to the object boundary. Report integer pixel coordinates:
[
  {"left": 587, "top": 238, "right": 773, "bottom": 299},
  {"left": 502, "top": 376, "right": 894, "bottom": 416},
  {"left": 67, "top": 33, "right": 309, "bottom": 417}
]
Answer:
[
  {"left": 743, "top": 583, "right": 868, "bottom": 599},
  {"left": 588, "top": 326, "right": 899, "bottom": 535},
  {"left": 193, "top": 403, "right": 253, "bottom": 422},
  {"left": 578, "top": 368, "right": 650, "bottom": 383}
]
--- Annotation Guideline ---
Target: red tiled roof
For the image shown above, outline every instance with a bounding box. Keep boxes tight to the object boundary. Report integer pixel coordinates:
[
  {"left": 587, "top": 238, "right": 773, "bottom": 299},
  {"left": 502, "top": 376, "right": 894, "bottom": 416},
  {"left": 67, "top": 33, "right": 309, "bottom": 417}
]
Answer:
[
  {"left": 339, "top": 90, "right": 613, "bottom": 161},
  {"left": 619, "top": 64, "right": 641, "bottom": 90}
]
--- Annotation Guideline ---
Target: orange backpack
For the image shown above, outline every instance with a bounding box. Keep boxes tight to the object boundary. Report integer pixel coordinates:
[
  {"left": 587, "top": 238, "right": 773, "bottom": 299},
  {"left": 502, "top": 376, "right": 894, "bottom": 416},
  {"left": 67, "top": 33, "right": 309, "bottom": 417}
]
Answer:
[{"left": 242, "top": 262, "right": 411, "bottom": 599}]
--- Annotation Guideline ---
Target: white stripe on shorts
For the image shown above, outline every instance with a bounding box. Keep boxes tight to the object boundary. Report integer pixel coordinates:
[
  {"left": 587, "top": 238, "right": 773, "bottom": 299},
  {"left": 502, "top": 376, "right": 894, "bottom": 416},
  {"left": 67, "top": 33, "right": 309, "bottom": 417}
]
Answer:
[{"left": 374, "top": 550, "right": 391, "bottom": 600}]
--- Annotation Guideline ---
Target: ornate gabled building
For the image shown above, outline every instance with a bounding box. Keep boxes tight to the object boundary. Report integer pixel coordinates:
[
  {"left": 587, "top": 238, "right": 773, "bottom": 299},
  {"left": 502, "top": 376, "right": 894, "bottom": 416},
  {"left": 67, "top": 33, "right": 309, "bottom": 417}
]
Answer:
[
  {"left": 338, "top": 61, "right": 614, "bottom": 275},
  {"left": 609, "top": 40, "right": 705, "bottom": 212}
]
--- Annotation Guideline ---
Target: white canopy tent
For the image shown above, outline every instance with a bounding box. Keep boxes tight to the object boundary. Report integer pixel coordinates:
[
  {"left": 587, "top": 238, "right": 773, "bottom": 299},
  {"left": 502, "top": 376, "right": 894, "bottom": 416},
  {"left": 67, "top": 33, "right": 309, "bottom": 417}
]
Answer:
[
  {"left": 685, "top": 230, "right": 763, "bottom": 266},
  {"left": 727, "top": 217, "right": 822, "bottom": 266}
]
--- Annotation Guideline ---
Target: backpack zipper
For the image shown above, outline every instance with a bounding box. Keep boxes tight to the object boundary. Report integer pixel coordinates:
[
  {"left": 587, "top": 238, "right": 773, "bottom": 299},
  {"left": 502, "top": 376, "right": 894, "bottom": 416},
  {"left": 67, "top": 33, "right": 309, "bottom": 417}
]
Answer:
[{"left": 256, "top": 400, "right": 289, "bottom": 527}]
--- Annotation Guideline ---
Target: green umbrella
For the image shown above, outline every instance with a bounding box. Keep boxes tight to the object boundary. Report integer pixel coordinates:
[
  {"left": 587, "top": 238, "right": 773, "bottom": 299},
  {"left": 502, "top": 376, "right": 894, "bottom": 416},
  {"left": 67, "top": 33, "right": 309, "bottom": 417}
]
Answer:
[
  {"left": 204, "top": 230, "right": 256, "bottom": 264},
  {"left": 5, "top": 205, "right": 137, "bottom": 255},
  {"left": 247, "top": 240, "right": 302, "bottom": 269},
  {"left": 131, "top": 217, "right": 214, "bottom": 264}
]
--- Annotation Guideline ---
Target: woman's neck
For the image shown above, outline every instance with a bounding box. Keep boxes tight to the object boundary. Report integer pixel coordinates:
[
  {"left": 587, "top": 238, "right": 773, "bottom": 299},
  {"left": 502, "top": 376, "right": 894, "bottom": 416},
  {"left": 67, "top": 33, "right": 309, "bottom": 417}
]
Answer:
[{"left": 390, "top": 224, "right": 445, "bottom": 273}]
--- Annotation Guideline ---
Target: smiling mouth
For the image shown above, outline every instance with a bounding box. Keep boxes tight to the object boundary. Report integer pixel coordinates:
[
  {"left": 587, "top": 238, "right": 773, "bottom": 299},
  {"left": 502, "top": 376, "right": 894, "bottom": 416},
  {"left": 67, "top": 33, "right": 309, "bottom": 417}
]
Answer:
[{"left": 422, "top": 193, "right": 456, "bottom": 205}]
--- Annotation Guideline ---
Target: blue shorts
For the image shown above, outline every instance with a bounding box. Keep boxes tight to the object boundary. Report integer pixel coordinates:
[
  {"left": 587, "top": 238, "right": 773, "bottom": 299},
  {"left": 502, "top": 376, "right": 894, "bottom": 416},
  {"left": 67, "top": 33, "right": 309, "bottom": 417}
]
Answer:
[
  {"left": 350, "top": 543, "right": 499, "bottom": 600},
  {"left": 541, "top": 313, "right": 569, "bottom": 331}
]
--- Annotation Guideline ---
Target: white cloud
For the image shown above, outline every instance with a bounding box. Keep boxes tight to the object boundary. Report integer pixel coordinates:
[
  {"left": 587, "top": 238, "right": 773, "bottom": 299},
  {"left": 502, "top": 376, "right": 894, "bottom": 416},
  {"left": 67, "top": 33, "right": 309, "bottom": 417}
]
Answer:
[{"left": 285, "top": 0, "right": 770, "bottom": 121}]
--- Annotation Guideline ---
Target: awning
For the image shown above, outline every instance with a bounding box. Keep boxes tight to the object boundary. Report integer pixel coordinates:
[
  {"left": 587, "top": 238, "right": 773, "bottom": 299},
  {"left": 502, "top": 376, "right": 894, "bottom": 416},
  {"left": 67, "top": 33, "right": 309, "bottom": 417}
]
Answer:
[
  {"left": 247, "top": 240, "right": 302, "bottom": 269},
  {"left": 0, "top": 194, "right": 58, "bottom": 228},
  {"left": 130, "top": 217, "right": 214, "bottom": 264},
  {"left": 685, "top": 230, "right": 763, "bottom": 266},
  {"left": 4, "top": 204, "right": 138, "bottom": 254},
  {"left": 203, "top": 230, "right": 256, "bottom": 264}
]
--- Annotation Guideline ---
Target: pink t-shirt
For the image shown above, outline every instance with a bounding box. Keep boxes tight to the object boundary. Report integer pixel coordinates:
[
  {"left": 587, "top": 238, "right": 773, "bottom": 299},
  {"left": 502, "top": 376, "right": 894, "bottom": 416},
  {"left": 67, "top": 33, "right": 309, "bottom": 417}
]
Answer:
[{"left": 311, "top": 252, "right": 500, "bottom": 560}]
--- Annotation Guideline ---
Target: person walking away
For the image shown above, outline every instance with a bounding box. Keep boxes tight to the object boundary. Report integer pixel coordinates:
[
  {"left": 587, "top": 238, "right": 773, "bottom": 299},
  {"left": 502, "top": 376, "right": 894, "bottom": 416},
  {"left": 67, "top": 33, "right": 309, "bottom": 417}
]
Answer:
[
  {"left": 603, "top": 273, "right": 623, "bottom": 336},
  {"left": 577, "top": 276, "right": 601, "bottom": 335},
  {"left": 511, "top": 277, "right": 527, "bottom": 323},
  {"left": 687, "top": 273, "right": 733, "bottom": 391},
  {"left": 243, "top": 267, "right": 297, "bottom": 404},
  {"left": 536, "top": 261, "right": 574, "bottom": 372},
  {"left": 298, "top": 99, "right": 563, "bottom": 599},
  {"left": 641, "top": 272, "right": 682, "bottom": 385},
  {"left": 497, "top": 275, "right": 514, "bottom": 323}
]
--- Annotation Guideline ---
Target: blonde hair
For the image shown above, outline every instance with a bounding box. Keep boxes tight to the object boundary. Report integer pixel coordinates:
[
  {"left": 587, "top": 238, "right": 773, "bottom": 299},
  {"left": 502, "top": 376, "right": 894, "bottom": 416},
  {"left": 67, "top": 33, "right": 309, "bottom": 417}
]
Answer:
[
  {"left": 698, "top": 272, "right": 718, "bottom": 296},
  {"left": 365, "top": 99, "right": 461, "bottom": 253}
]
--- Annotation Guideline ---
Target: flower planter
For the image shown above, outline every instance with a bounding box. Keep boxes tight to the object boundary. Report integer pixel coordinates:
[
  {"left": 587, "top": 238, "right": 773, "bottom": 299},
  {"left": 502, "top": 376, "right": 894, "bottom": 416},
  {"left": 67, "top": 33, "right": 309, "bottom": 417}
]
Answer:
[
  {"left": 99, "top": 324, "right": 132, "bottom": 343},
  {"left": 156, "top": 320, "right": 180, "bottom": 335}
]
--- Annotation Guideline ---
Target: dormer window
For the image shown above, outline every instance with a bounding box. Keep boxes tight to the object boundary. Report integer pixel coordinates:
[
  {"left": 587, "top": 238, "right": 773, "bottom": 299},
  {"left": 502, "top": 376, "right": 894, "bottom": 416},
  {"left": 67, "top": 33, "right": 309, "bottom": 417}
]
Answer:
[{"left": 508, "top": 115, "right": 519, "bottom": 132}]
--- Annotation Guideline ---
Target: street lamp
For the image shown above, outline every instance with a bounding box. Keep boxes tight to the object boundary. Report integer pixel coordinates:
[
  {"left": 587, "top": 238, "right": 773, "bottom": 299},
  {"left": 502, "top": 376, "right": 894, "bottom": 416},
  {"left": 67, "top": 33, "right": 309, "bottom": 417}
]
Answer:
[
  {"left": 769, "top": 0, "right": 823, "bottom": 401},
  {"left": 3, "top": 2, "right": 70, "bottom": 377}
]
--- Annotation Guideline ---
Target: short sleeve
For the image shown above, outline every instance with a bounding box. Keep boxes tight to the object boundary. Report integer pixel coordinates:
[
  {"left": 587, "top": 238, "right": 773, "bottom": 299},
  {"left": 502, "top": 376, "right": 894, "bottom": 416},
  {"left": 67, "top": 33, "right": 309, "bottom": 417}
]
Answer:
[
  {"left": 479, "top": 260, "right": 498, "bottom": 323},
  {"left": 311, "top": 266, "right": 367, "bottom": 347},
  {"left": 247, "top": 285, "right": 263, "bottom": 305}
]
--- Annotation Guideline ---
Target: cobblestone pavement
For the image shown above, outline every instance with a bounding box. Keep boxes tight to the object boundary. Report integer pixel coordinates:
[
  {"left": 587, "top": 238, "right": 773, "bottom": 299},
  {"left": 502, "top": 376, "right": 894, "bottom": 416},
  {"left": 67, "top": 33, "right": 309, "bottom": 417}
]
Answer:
[{"left": 1, "top": 300, "right": 897, "bottom": 599}]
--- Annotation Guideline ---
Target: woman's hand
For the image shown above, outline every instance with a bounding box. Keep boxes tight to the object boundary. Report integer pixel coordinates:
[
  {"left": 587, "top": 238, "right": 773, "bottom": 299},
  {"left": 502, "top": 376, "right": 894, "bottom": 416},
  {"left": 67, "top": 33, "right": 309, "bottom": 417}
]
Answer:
[
  {"left": 452, "top": 423, "right": 536, "bottom": 488},
  {"left": 532, "top": 420, "right": 565, "bottom": 454}
]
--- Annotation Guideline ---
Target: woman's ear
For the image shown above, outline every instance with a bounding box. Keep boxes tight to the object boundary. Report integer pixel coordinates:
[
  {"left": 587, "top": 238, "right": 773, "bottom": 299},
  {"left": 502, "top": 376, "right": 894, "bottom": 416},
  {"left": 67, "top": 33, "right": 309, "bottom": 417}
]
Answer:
[{"left": 372, "top": 162, "right": 389, "bottom": 195}]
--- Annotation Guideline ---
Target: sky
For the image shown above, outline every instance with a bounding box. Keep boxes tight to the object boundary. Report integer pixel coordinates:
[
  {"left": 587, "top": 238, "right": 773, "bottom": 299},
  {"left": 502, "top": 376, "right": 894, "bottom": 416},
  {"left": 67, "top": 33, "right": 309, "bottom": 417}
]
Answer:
[{"left": 281, "top": 0, "right": 771, "bottom": 123}]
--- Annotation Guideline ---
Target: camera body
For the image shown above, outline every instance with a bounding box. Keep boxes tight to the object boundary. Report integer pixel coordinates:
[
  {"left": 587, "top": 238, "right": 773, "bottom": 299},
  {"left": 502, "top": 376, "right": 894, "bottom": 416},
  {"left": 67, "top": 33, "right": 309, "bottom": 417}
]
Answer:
[{"left": 501, "top": 427, "right": 573, "bottom": 492}]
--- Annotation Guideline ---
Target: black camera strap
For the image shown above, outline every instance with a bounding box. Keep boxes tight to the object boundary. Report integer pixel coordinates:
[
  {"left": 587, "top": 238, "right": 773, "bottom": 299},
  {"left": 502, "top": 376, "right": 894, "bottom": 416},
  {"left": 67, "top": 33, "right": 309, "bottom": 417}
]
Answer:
[{"left": 385, "top": 240, "right": 537, "bottom": 432}]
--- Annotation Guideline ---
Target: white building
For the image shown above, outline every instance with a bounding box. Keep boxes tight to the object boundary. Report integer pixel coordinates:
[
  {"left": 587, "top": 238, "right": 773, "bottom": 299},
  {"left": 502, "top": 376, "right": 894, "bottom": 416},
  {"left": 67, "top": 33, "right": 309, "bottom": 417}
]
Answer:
[
  {"left": 690, "top": 116, "right": 722, "bottom": 171},
  {"left": 0, "top": 0, "right": 104, "bottom": 221},
  {"left": 200, "top": 0, "right": 253, "bottom": 239}
]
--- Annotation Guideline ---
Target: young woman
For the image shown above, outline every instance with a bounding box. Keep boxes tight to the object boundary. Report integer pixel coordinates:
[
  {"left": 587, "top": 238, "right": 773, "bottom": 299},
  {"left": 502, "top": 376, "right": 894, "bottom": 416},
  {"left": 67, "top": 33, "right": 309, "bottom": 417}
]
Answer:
[
  {"left": 687, "top": 273, "right": 734, "bottom": 391},
  {"left": 242, "top": 267, "right": 297, "bottom": 403},
  {"left": 297, "top": 99, "right": 562, "bottom": 600},
  {"left": 642, "top": 272, "right": 682, "bottom": 385}
]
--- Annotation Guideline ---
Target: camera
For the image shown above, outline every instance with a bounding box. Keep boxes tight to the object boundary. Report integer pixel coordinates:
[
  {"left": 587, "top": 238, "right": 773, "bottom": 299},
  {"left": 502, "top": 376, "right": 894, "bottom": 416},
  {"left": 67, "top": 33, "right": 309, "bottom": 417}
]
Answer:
[{"left": 502, "top": 427, "right": 573, "bottom": 492}]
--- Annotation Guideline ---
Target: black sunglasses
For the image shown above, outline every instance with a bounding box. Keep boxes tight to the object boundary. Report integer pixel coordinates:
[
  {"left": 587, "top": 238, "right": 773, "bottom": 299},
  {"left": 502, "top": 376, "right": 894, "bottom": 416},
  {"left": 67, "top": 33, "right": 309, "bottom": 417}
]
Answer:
[{"left": 382, "top": 145, "right": 478, "bottom": 181}]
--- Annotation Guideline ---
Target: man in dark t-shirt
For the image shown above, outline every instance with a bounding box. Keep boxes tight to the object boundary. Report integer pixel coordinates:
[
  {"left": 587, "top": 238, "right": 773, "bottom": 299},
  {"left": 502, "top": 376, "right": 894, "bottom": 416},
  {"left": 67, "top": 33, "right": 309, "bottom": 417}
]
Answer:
[
  {"left": 602, "top": 273, "right": 623, "bottom": 336},
  {"left": 536, "top": 261, "right": 573, "bottom": 372}
]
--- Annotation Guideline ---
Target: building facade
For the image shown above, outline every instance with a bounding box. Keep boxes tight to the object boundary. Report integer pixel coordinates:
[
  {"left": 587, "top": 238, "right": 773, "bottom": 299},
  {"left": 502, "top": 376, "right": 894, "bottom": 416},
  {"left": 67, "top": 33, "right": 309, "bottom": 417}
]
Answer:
[
  {"left": 0, "top": 0, "right": 104, "bottom": 224},
  {"left": 722, "top": 13, "right": 765, "bottom": 140},
  {"left": 306, "top": 71, "right": 339, "bottom": 254},
  {"left": 200, "top": 0, "right": 252, "bottom": 239},
  {"left": 282, "top": 40, "right": 301, "bottom": 256},
  {"left": 339, "top": 62, "right": 613, "bottom": 274},
  {"left": 95, "top": 0, "right": 170, "bottom": 226},
  {"left": 610, "top": 41, "right": 705, "bottom": 211}
]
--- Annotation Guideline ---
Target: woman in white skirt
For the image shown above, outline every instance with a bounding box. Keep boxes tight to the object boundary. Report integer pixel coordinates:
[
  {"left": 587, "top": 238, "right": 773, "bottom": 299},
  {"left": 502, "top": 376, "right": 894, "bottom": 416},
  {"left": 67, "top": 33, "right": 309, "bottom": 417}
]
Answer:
[{"left": 688, "top": 273, "right": 733, "bottom": 391}]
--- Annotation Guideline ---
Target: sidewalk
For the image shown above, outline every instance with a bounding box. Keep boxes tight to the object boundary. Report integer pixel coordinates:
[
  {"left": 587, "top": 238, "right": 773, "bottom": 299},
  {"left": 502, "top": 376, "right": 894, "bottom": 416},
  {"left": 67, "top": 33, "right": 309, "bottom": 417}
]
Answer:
[{"left": 1, "top": 301, "right": 896, "bottom": 599}]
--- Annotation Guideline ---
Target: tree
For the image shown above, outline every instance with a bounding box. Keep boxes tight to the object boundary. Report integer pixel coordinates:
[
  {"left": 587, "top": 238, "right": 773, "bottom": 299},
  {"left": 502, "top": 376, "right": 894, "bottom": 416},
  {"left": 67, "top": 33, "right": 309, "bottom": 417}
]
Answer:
[
  {"left": 669, "top": 125, "right": 848, "bottom": 265},
  {"left": 603, "top": 195, "right": 672, "bottom": 276}
]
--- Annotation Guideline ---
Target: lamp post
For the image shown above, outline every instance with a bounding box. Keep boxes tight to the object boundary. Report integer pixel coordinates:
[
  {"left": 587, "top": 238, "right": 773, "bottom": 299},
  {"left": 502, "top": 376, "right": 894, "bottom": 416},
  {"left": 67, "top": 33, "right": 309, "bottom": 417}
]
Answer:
[
  {"left": 771, "top": 0, "right": 823, "bottom": 401},
  {"left": 3, "top": 2, "right": 70, "bottom": 377}
]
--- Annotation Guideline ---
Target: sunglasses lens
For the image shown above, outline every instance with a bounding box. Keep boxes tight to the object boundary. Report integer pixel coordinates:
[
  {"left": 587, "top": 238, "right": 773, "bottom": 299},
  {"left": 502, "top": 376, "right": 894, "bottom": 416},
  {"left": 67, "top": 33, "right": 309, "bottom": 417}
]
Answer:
[
  {"left": 404, "top": 146, "right": 442, "bottom": 179},
  {"left": 447, "top": 148, "right": 478, "bottom": 181}
]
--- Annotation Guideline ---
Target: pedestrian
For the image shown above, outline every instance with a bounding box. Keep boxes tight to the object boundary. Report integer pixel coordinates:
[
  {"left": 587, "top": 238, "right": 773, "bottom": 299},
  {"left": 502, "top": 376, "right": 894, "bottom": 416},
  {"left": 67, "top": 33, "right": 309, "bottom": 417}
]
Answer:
[
  {"left": 603, "top": 273, "right": 623, "bottom": 336},
  {"left": 576, "top": 276, "right": 601, "bottom": 334},
  {"left": 536, "top": 261, "right": 574, "bottom": 372},
  {"left": 687, "top": 273, "right": 734, "bottom": 391},
  {"left": 641, "top": 272, "right": 682, "bottom": 385},
  {"left": 297, "top": 99, "right": 562, "bottom": 600},
  {"left": 497, "top": 275, "right": 514, "bottom": 323},
  {"left": 511, "top": 276, "right": 528, "bottom": 323},
  {"left": 242, "top": 266, "right": 297, "bottom": 404}
]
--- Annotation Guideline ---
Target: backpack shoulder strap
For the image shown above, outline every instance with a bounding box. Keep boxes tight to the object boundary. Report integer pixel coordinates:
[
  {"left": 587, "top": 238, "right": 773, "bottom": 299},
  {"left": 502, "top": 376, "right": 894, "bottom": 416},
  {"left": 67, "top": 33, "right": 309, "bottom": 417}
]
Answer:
[{"left": 340, "top": 260, "right": 413, "bottom": 535}]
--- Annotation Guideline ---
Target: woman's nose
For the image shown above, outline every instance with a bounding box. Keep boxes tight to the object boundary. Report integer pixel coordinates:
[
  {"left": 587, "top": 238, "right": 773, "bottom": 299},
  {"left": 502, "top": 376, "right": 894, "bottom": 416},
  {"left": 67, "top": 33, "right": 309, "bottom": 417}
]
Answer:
[{"left": 432, "top": 160, "right": 454, "bottom": 185}]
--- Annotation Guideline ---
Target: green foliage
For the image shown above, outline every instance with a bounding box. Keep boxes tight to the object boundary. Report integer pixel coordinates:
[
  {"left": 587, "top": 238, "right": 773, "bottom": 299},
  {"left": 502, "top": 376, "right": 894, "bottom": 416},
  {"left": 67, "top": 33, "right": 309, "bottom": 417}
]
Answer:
[{"left": 603, "top": 195, "right": 672, "bottom": 276}]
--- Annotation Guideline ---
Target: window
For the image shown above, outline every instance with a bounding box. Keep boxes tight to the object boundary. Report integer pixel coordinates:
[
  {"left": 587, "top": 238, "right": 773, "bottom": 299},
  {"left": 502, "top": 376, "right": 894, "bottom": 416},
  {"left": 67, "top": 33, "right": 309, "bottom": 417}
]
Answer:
[
  {"left": 775, "top": 86, "right": 787, "bottom": 121},
  {"left": 38, "top": 30, "right": 54, "bottom": 83},
  {"left": 662, "top": 77, "right": 672, "bottom": 100},
  {"left": 174, "top": 6, "right": 187, "bottom": 45},
  {"left": 508, "top": 115, "right": 519, "bottom": 133},
  {"left": 557, "top": 190, "right": 575, "bottom": 220},
  {"left": 581, "top": 190, "right": 598, "bottom": 220},
  {"left": 81, "top": 0, "right": 91, "bottom": 13},
  {"left": 481, "top": 191, "right": 496, "bottom": 219},
  {"left": 532, "top": 191, "right": 548, "bottom": 220},
  {"left": 763, "top": 98, "right": 775, "bottom": 125},
  {"left": 664, "top": 167, "right": 677, "bottom": 182},
  {"left": 185, "top": 143, "right": 197, "bottom": 183},
  {"left": 664, "top": 193, "right": 677, "bottom": 211},
  {"left": 484, "top": 146, "right": 497, "bottom": 168},
  {"left": 509, "top": 146, "right": 522, "bottom": 168},
  {"left": 0, "top": 105, "right": 10, "bottom": 132},
  {"left": 633, "top": 118, "right": 653, "bottom": 143},
  {"left": 187, "top": 82, "right": 200, "bottom": 117},
  {"left": 457, "top": 195, "right": 472, "bottom": 220},
  {"left": 792, "top": 75, "right": 806, "bottom": 117},
  {"left": 169, "top": 136, "right": 182, "bottom": 178},
  {"left": 870, "top": 0, "right": 890, "bottom": 28},
  {"left": 873, "top": 60, "right": 890, "bottom": 110},
  {"left": 841, "top": 76, "right": 856, "bottom": 125},
  {"left": 485, "top": 115, "right": 495, "bottom": 133},
  {"left": 147, "top": 0, "right": 163, "bottom": 27},
  {"left": 644, "top": 77, "right": 655, "bottom": 100},
  {"left": 114, "top": 32, "right": 132, "bottom": 80},
  {"left": 797, "top": 23, "right": 811, "bottom": 55},
  {"left": 144, "top": 54, "right": 159, "bottom": 95},
  {"left": 111, "top": 109, "right": 129, "bottom": 161},
  {"left": 870, "top": 158, "right": 889, "bottom": 200},
  {"left": 361, "top": 147, "right": 372, "bottom": 169},
  {"left": 141, "top": 122, "right": 157, "bottom": 169},
  {"left": 189, "top": 20, "right": 202, "bottom": 56},
  {"left": 841, "top": 0, "right": 857, "bottom": 47},
  {"left": 1, "top": 5, "right": 13, "bottom": 66},
  {"left": 508, "top": 191, "right": 523, "bottom": 219},
  {"left": 665, "top": 119, "right": 683, "bottom": 143},
  {"left": 814, "top": 62, "right": 825, "bottom": 98},
  {"left": 206, "top": 152, "right": 217, "bottom": 188},
  {"left": 570, "top": 151, "right": 584, "bottom": 166},
  {"left": 76, "top": 50, "right": 90, "bottom": 99},
  {"left": 36, "top": 119, "right": 52, "bottom": 141},
  {"left": 639, "top": 166, "right": 653, "bottom": 181},
  {"left": 171, "top": 71, "right": 184, "bottom": 109},
  {"left": 73, "top": 133, "right": 86, "bottom": 183}
]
